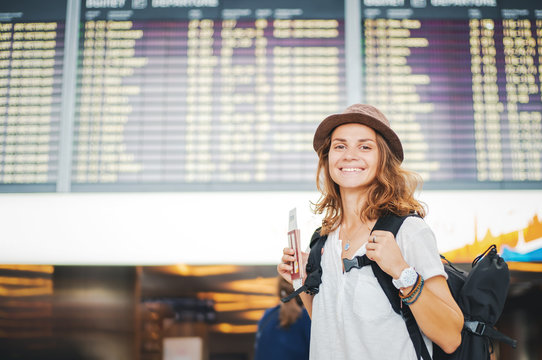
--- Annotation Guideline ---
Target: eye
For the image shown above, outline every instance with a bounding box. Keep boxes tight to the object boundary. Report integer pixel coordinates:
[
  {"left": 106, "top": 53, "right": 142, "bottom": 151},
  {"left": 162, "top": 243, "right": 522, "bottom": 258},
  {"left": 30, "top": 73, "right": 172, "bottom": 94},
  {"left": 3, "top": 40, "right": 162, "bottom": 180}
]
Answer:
[
  {"left": 360, "top": 144, "right": 371, "bottom": 150},
  {"left": 333, "top": 144, "right": 346, "bottom": 150}
]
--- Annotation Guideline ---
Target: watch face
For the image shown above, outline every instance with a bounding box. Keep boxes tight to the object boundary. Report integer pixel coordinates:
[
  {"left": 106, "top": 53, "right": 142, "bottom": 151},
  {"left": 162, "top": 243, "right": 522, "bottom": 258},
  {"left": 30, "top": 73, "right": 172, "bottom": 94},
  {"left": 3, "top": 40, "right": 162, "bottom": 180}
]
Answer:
[
  {"left": 394, "top": 267, "right": 418, "bottom": 288},
  {"left": 402, "top": 268, "right": 418, "bottom": 287}
]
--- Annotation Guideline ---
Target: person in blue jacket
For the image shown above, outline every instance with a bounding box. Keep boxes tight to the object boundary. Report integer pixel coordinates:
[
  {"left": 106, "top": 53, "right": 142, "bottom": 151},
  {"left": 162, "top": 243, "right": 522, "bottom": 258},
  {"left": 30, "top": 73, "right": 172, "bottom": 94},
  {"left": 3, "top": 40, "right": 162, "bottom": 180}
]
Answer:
[{"left": 254, "top": 276, "right": 311, "bottom": 360}]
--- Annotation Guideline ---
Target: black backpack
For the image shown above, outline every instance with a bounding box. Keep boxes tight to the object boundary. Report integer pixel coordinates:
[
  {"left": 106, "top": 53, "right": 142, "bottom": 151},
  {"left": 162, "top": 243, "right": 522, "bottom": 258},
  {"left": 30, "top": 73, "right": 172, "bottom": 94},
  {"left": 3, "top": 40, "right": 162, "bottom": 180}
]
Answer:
[{"left": 281, "top": 213, "right": 517, "bottom": 360}]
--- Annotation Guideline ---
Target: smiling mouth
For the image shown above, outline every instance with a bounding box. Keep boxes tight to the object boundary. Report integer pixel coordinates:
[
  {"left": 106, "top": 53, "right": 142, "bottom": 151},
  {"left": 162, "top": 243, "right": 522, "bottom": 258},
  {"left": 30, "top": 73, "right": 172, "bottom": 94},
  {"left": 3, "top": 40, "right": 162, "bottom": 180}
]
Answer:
[{"left": 341, "top": 167, "right": 364, "bottom": 172}]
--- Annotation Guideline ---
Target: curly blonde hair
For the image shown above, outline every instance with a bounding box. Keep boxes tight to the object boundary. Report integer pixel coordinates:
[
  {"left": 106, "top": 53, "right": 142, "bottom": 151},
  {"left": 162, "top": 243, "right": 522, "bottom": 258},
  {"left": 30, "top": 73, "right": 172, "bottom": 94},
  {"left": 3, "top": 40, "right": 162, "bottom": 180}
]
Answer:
[{"left": 313, "top": 131, "right": 426, "bottom": 235}]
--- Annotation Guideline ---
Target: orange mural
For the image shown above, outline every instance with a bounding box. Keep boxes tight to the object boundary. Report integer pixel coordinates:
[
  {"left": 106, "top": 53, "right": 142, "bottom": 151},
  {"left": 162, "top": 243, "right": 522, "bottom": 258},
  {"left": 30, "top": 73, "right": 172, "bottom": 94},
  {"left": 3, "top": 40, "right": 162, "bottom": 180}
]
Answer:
[{"left": 442, "top": 214, "right": 542, "bottom": 265}]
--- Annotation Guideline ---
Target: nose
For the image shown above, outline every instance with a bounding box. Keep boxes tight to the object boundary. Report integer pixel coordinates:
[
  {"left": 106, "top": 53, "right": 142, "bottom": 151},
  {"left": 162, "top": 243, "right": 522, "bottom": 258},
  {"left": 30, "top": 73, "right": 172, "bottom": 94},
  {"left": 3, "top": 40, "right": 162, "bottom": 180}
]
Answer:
[{"left": 343, "top": 147, "right": 359, "bottom": 160}]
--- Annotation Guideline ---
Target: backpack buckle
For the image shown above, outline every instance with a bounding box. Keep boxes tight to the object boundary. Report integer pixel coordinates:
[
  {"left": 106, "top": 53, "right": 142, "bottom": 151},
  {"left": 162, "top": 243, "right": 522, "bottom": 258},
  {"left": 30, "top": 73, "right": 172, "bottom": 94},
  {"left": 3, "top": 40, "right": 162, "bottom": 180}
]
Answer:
[
  {"left": 343, "top": 257, "right": 359, "bottom": 272},
  {"left": 343, "top": 255, "right": 373, "bottom": 272},
  {"left": 465, "top": 320, "right": 486, "bottom": 336}
]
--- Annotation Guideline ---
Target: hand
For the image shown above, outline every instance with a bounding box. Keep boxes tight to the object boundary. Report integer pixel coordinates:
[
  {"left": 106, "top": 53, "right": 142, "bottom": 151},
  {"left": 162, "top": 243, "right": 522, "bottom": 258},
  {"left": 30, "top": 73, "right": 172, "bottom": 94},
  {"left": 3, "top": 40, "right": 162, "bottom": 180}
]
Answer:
[
  {"left": 365, "top": 230, "right": 409, "bottom": 279},
  {"left": 277, "top": 247, "right": 308, "bottom": 284}
]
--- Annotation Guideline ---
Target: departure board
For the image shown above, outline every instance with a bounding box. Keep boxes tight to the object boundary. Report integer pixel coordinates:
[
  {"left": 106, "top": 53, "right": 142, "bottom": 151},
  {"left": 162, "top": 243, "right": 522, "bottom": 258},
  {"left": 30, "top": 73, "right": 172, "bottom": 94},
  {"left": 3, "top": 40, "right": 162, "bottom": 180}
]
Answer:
[
  {"left": 0, "top": 0, "right": 66, "bottom": 192},
  {"left": 71, "top": 0, "right": 346, "bottom": 191},
  {"left": 361, "top": 0, "right": 542, "bottom": 189},
  {"left": 1, "top": 0, "right": 542, "bottom": 193}
]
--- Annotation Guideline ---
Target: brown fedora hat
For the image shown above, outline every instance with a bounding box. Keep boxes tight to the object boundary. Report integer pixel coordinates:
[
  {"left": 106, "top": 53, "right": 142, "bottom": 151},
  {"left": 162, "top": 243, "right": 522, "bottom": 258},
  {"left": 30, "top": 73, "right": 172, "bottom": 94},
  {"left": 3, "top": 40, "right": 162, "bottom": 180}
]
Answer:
[{"left": 312, "top": 104, "right": 404, "bottom": 162}]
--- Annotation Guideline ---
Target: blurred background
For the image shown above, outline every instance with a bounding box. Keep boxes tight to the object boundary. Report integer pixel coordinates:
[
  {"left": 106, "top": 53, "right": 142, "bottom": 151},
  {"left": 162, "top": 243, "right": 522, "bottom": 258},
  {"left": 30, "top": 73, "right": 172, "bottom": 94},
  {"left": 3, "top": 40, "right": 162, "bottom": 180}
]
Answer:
[{"left": 1, "top": 0, "right": 542, "bottom": 359}]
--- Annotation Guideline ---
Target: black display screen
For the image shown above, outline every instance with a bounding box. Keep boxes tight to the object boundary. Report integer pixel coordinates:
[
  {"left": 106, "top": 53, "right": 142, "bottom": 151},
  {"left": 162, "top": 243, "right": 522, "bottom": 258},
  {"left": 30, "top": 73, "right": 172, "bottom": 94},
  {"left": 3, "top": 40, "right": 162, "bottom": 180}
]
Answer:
[
  {"left": 361, "top": 0, "right": 542, "bottom": 189},
  {"left": 0, "top": 0, "right": 66, "bottom": 192},
  {"left": 71, "top": 0, "right": 346, "bottom": 191},
  {"left": 1, "top": 0, "right": 541, "bottom": 192}
]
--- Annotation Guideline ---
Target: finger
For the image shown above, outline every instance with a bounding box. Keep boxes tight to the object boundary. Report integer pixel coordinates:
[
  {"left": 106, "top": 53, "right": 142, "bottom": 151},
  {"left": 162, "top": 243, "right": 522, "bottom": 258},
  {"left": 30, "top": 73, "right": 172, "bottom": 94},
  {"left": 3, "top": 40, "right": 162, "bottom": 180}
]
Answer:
[
  {"left": 372, "top": 230, "right": 394, "bottom": 239},
  {"left": 277, "top": 262, "right": 293, "bottom": 273},
  {"left": 365, "top": 248, "right": 377, "bottom": 261},
  {"left": 281, "top": 255, "right": 295, "bottom": 264},
  {"left": 283, "top": 247, "right": 295, "bottom": 255},
  {"left": 281, "top": 253, "right": 295, "bottom": 262}
]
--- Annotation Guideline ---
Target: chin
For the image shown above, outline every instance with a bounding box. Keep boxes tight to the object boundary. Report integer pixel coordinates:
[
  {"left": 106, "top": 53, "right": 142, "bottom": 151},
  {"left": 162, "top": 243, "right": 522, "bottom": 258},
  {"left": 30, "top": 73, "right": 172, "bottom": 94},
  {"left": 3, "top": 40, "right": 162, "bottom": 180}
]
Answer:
[{"left": 338, "top": 182, "right": 370, "bottom": 190}]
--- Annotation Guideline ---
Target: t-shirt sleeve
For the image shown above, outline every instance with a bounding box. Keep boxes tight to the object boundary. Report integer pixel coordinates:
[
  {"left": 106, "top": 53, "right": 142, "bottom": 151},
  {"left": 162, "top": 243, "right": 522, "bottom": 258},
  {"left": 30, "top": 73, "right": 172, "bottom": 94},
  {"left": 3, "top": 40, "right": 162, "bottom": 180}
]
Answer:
[{"left": 396, "top": 217, "right": 447, "bottom": 281}]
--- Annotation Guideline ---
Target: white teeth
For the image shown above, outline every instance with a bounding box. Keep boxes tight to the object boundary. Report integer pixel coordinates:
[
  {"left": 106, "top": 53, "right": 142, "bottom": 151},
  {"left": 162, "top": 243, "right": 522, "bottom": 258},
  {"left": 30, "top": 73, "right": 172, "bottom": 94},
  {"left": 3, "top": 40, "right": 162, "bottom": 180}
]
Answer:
[{"left": 342, "top": 168, "right": 362, "bottom": 172}]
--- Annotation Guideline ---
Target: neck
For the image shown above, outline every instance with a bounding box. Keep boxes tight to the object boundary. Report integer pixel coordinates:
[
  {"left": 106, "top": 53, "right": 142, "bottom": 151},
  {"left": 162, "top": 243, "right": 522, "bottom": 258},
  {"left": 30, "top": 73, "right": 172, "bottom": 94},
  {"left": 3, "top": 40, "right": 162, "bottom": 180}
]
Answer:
[{"left": 340, "top": 188, "right": 368, "bottom": 229}]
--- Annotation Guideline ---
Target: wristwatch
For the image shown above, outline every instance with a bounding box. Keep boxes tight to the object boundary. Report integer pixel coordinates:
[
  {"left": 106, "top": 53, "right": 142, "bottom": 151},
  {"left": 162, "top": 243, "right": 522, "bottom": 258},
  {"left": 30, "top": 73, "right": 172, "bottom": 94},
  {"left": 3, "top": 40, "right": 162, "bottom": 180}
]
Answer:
[{"left": 392, "top": 267, "right": 418, "bottom": 289}]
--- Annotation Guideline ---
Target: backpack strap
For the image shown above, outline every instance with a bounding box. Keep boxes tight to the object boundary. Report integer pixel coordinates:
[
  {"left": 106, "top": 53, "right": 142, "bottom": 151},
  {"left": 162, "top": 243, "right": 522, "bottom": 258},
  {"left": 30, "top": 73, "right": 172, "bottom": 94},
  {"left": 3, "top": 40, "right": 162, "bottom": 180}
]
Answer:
[
  {"left": 373, "top": 214, "right": 431, "bottom": 360},
  {"left": 343, "top": 213, "right": 431, "bottom": 360},
  {"left": 281, "top": 228, "right": 328, "bottom": 303},
  {"left": 464, "top": 321, "right": 517, "bottom": 348},
  {"left": 370, "top": 213, "right": 415, "bottom": 314},
  {"left": 344, "top": 213, "right": 418, "bottom": 314},
  {"left": 280, "top": 214, "right": 432, "bottom": 360}
]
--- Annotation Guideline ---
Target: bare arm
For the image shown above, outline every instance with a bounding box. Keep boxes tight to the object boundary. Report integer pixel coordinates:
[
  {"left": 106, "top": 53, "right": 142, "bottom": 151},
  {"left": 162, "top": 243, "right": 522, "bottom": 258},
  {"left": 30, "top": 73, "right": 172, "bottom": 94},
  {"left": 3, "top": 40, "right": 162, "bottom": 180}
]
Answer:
[
  {"left": 367, "top": 230, "right": 463, "bottom": 353},
  {"left": 403, "top": 275, "right": 463, "bottom": 353},
  {"left": 299, "top": 292, "right": 314, "bottom": 318}
]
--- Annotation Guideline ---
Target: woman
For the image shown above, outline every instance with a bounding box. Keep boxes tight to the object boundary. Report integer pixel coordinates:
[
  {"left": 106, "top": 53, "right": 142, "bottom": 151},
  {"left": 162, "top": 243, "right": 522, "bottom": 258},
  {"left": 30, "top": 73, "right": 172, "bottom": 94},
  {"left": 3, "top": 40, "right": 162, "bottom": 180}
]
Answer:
[
  {"left": 277, "top": 104, "right": 463, "bottom": 359},
  {"left": 254, "top": 276, "right": 311, "bottom": 360}
]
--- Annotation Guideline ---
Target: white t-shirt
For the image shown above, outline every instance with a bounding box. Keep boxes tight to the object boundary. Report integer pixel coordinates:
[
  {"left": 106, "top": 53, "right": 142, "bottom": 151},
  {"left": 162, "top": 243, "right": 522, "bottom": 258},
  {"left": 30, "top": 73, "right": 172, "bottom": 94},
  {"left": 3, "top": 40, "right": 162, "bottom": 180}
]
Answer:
[{"left": 309, "top": 216, "right": 447, "bottom": 360}]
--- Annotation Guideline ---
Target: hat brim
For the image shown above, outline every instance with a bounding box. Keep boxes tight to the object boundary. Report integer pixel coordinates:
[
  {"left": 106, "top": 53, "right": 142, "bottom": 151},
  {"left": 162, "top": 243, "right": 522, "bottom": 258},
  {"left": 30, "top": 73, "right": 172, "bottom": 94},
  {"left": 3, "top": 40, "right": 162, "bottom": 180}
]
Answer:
[{"left": 313, "top": 113, "right": 404, "bottom": 162}]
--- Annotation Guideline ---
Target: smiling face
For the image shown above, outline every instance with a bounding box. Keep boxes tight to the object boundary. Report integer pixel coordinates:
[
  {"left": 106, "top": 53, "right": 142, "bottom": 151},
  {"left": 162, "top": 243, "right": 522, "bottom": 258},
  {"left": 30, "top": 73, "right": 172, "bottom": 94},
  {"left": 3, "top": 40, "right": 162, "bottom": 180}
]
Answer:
[{"left": 328, "top": 123, "right": 379, "bottom": 191}]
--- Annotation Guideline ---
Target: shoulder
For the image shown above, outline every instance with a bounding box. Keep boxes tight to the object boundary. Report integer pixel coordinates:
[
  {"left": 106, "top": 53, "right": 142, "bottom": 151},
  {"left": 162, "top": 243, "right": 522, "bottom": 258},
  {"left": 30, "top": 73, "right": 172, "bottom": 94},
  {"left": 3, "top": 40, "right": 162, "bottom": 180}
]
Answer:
[
  {"left": 396, "top": 216, "right": 446, "bottom": 279},
  {"left": 266, "top": 305, "right": 280, "bottom": 315},
  {"left": 260, "top": 305, "right": 280, "bottom": 323},
  {"left": 310, "top": 226, "right": 337, "bottom": 248},
  {"left": 310, "top": 227, "right": 324, "bottom": 247},
  {"left": 397, "top": 215, "right": 433, "bottom": 238},
  {"left": 395, "top": 215, "right": 437, "bottom": 255}
]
